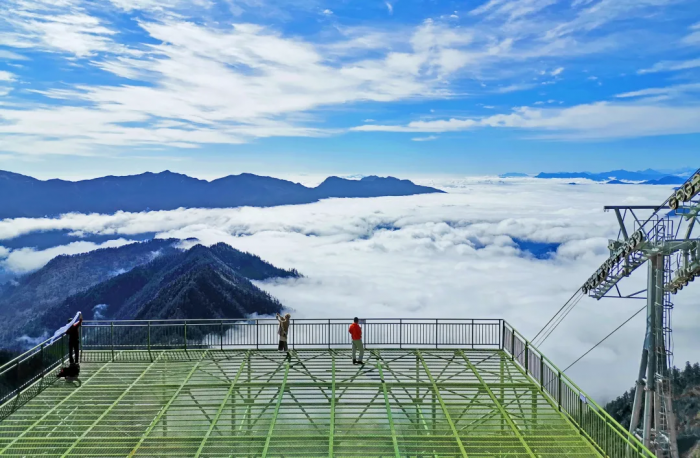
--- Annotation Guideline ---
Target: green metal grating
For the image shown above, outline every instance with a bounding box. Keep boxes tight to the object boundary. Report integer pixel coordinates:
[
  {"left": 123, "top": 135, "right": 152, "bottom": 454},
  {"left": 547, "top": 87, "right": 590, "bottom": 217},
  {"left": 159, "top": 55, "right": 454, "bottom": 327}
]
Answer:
[{"left": 0, "top": 349, "right": 602, "bottom": 457}]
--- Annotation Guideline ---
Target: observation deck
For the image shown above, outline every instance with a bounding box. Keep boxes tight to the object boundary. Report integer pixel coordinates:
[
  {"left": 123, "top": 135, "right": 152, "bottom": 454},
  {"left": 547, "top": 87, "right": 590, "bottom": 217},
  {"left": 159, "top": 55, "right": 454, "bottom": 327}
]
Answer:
[{"left": 0, "top": 319, "right": 652, "bottom": 457}]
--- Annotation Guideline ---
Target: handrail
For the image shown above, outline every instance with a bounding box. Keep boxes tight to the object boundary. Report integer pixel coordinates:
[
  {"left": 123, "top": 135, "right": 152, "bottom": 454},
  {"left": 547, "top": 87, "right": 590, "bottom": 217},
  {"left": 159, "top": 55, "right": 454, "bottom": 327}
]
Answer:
[
  {"left": 503, "top": 322, "right": 655, "bottom": 458},
  {"left": 81, "top": 318, "right": 504, "bottom": 351},
  {"left": 83, "top": 317, "right": 500, "bottom": 323},
  {"left": 0, "top": 336, "right": 56, "bottom": 375}
]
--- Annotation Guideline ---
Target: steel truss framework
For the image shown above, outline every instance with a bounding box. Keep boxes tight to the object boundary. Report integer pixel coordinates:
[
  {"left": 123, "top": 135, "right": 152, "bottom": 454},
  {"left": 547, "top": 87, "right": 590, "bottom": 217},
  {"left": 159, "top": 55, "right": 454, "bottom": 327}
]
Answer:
[
  {"left": 0, "top": 349, "right": 601, "bottom": 457},
  {"left": 582, "top": 169, "right": 700, "bottom": 458}
]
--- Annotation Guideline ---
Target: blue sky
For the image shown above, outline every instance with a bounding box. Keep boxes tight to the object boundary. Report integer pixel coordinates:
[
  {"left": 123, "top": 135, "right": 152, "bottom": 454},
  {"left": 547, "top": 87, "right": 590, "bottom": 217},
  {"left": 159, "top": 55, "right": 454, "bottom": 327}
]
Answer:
[{"left": 0, "top": 0, "right": 698, "bottom": 179}]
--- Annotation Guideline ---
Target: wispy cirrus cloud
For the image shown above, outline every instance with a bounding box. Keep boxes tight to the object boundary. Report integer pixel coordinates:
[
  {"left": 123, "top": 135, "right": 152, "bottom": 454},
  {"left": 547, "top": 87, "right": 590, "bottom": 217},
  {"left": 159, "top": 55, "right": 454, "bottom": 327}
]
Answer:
[
  {"left": 352, "top": 102, "right": 700, "bottom": 139},
  {"left": 615, "top": 82, "right": 700, "bottom": 99},
  {"left": 638, "top": 58, "right": 700, "bottom": 74},
  {"left": 0, "top": 0, "right": 697, "bottom": 160}
]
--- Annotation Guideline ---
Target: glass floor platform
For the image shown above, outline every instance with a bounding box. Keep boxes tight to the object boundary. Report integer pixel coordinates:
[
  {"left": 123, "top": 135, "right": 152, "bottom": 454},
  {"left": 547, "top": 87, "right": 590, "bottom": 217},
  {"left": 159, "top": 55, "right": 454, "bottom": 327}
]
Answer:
[{"left": 0, "top": 349, "right": 601, "bottom": 457}]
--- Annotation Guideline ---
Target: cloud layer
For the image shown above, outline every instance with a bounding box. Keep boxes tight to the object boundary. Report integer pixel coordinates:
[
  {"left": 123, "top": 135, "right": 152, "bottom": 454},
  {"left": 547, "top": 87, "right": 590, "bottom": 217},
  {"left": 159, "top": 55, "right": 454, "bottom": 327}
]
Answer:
[
  {"left": 1, "top": 179, "right": 697, "bottom": 402},
  {"left": 0, "top": 0, "right": 697, "bottom": 158}
]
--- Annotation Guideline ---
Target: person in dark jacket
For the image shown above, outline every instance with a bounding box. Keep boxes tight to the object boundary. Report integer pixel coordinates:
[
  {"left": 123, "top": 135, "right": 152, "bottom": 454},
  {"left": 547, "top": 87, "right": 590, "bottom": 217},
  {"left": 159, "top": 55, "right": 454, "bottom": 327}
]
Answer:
[
  {"left": 66, "top": 312, "right": 83, "bottom": 366},
  {"left": 276, "top": 313, "right": 290, "bottom": 353}
]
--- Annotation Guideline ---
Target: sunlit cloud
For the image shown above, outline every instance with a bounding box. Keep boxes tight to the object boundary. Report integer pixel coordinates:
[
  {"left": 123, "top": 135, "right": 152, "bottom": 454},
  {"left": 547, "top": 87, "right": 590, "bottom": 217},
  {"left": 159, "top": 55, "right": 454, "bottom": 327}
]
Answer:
[{"left": 1, "top": 180, "right": 696, "bottom": 402}]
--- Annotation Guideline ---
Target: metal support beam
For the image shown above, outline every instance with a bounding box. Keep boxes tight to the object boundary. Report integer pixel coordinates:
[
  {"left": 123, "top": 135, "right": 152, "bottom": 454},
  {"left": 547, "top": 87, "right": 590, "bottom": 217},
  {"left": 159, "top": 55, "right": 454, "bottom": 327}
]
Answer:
[
  {"left": 0, "top": 359, "right": 115, "bottom": 455},
  {"left": 261, "top": 361, "right": 289, "bottom": 458},
  {"left": 60, "top": 351, "right": 165, "bottom": 458},
  {"left": 459, "top": 350, "right": 537, "bottom": 458},
  {"left": 377, "top": 359, "right": 402, "bottom": 458},
  {"left": 194, "top": 353, "right": 248, "bottom": 458},
  {"left": 416, "top": 350, "right": 469, "bottom": 458},
  {"left": 128, "top": 355, "right": 207, "bottom": 457}
]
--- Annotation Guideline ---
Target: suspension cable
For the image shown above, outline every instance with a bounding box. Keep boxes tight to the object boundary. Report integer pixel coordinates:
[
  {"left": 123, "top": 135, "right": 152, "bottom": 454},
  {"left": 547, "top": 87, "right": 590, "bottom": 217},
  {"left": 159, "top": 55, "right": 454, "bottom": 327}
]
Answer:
[
  {"left": 534, "top": 291, "right": 585, "bottom": 348},
  {"left": 562, "top": 304, "right": 646, "bottom": 373},
  {"left": 532, "top": 289, "right": 584, "bottom": 346}
]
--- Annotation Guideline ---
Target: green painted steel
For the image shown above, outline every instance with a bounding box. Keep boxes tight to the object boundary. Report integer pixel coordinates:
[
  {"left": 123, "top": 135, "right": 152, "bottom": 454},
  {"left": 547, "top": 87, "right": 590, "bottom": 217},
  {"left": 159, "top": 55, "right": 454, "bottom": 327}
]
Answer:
[
  {"left": 0, "top": 315, "right": 658, "bottom": 458},
  {"left": 376, "top": 360, "right": 401, "bottom": 458},
  {"left": 416, "top": 350, "right": 469, "bottom": 458},
  {"left": 0, "top": 348, "right": 616, "bottom": 457}
]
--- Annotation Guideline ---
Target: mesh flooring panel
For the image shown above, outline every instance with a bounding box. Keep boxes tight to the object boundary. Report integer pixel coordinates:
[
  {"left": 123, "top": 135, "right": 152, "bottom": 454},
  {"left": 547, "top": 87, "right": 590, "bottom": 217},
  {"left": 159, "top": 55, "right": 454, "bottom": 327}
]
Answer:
[{"left": 0, "top": 349, "right": 601, "bottom": 457}]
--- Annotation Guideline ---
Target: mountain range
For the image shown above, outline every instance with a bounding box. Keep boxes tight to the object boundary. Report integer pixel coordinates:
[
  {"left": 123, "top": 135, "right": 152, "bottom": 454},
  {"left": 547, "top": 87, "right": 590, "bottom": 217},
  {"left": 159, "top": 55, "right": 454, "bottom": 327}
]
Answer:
[
  {"left": 0, "top": 240, "right": 299, "bottom": 348},
  {"left": 499, "top": 168, "right": 695, "bottom": 184},
  {"left": 0, "top": 170, "right": 443, "bottom": 219},
  {"left": 537, "top": 169, "right": 694, "bottom": 183}
]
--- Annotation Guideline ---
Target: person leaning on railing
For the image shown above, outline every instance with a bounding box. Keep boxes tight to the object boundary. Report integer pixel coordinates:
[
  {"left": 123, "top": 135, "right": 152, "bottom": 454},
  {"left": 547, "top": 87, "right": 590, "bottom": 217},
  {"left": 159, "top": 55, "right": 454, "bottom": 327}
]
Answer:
[{"left": 65, "top": 312, "right": 83, "bottom": 366}]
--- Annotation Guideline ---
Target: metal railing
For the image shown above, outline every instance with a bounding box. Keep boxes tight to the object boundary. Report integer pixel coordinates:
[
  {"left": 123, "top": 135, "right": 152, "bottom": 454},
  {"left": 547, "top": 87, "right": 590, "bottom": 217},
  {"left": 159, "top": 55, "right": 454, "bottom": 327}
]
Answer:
[
  {"left": 0, "top": 335, "right": 68, "bottom": 419},
  {"left": 503, "top": 322, "right": 655, "bottom": 458},
  {"left": 0, "top": 317, "right": 656, "bottom": 457},
  {"left": 80, "top": 318, "right": 503, "bottom": 351}
]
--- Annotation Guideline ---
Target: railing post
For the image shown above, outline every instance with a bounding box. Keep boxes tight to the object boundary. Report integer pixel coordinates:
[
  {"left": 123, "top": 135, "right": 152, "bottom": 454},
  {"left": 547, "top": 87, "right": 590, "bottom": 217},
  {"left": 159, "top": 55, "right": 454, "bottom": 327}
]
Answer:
[
  {"left": 110, "top": 322, "right": 114, "bottom": 362},
  {"left": 221, "top": 321, "right": 224, "bottom": 350},
  {"left": 184, "top": 321, "right": 187, "bottom": 351},
  {"left": 40, "top": 343, "right": 44, "bottom": 379},
  {"left": 471, "top": 319, "right": 475, "bottom": 349},
  {"left": 399, "top": 319, "right": 402, "bottom": 349},
  {"left": 147, "top": 321, "right": 151, "bottom": 355},
  {"left": 435, "top": 319, "right": 438, "bottom": 349},
  {"left": 558, "top": 371, "right": 562, "bottom": 411},
  {"left": 501, "top": 320, "right": 505, "bottom": 350},
  {"left": 256, "top": 319, "right": 259, "bottom": 350},
  {"left": 328, "top": 319, "right": 331, "bottom": 349},
  {"left": 291, "top": 319, "right": 294, "bottom": 350},
  {"left": 511, "top": 330, "right": 515, "bottom": 360},
  {"left": 524, "top": 342, "right": 529, "bottom": 374},
  {"left": 539, "top": 357, "right": 544, "bottom": 390},
  {"left": 15, "top": 360, "right": 20, "bottom": 394}
]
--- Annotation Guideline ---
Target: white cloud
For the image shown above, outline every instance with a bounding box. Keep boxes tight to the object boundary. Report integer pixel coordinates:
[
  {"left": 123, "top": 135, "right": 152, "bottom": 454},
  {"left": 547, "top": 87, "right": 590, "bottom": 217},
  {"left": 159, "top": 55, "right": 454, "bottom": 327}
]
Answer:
[
  {"left": 682, "top": 22, "right": 700, "bottom": 45},
  {"left": 2, "top": 8, "right": 119, "bottom": 57},
  {"left": 638, "top": 58, "right": 700, "bottom": 74},
  {"left": 615, "top": 83, "right": 700, "bottom": 99},
  {"left": 0, "top": 71, "right": 16, "bottom": 82},
  {"left": 470, "top": 0, "right": 558, "bottom": 21},
  {"left": 0, "top": 238, "right": 135, "bottom": 273},
  {"left": 322, "top": 9, "right": 333, "bottom": 15},
  {"left": 550, "top": 66, "right": 564, "bottom": 76},
  {"left": 1, "top": 181, "right": 695, "bottom": 402},
  {"left": 0, "top": 50, "right": 27, "bottom": 60},
  {"left": 495, "top": 83, "right": 536, "bottom": 93},
  {"left": 546, "top": 0, "right": 683, "bottom": 39},
  {"left": 385, "top": 2, "right": 393, "bottom": 14},
  {"left": 0, "top": 20, "right": 479, "bottom": 155},
  {"left": 351, "top": 101, "right": 700, "bottom": 139},
  {"left": 411, "top": 135, "right": 438, "bottom": 141}
]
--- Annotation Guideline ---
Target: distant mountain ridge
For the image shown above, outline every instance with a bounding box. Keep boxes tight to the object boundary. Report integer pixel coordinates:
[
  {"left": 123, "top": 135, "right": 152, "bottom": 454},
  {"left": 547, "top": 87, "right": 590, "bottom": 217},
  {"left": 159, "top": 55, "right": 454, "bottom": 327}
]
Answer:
[
  {"left": 530, "top": 168, "right": 693, "bottom": 183},
  {"left": 0, "top": 240, "right": 299, "bottom": 348},
  {"left": 0, "top": 170, "right": 443, "bottom": 219}
]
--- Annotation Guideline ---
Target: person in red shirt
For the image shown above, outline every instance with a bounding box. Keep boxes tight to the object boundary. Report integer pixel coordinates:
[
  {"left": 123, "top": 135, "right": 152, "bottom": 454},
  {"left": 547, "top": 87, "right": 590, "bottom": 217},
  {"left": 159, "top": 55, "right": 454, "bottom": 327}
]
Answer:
[
  {"left": 65, "top": 312, "right": 83, "bottom": 366},
  {"left": 349, "top": 317, "right": 364, "bottom": 365}
]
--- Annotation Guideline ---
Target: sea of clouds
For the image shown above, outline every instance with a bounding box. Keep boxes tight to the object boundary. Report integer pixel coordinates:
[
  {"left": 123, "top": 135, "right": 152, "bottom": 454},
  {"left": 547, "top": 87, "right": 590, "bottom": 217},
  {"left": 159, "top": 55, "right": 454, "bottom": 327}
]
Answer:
[{"left": 0, "top": 177, "right": 698, "bottom": 402}]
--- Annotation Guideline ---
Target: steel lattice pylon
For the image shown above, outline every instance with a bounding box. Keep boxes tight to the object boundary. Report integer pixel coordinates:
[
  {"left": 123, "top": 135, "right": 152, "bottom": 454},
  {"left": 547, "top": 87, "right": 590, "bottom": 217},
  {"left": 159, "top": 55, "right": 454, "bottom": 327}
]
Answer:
[
  {"left": 0, "top": 349, "right": 602, "bottom": 457},
  {"left": 581, "top": 169, "right": 700, "bottom": 458}
]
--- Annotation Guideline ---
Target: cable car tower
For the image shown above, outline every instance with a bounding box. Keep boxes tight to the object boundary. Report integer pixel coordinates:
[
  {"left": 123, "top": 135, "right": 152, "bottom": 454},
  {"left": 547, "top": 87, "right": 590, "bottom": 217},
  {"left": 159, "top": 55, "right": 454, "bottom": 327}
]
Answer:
[{"left": 580, "top": 169, "right": 700, "bottom": 458}]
